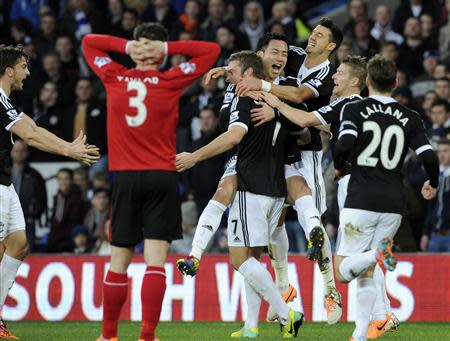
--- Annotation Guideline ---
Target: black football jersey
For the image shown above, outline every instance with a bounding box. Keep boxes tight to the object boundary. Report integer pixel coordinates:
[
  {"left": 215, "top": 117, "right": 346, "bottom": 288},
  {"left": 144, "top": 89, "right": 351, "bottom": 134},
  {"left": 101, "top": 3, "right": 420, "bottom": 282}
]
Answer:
[
  {"left": 313, "top": 94, "right": 363, "bottom": 150},
  {"left": 228, "top": 96, "right": 289, "bottom": 197},
  {"left": 338, "top": 95, "right": 433, "bottom": 213},
  {"left": 285, "top": 45, "right": 336, "bottom": 151},
  {"left": 0, "top": 89, "right": 22, "bottom": 186}
]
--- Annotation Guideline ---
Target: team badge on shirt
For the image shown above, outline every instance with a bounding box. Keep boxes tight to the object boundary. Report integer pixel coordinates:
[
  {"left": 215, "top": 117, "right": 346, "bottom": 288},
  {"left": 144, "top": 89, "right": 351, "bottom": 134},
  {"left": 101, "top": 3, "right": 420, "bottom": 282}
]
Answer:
[{"left": 94, "top": 56, "right": 112, "bottom": 68}]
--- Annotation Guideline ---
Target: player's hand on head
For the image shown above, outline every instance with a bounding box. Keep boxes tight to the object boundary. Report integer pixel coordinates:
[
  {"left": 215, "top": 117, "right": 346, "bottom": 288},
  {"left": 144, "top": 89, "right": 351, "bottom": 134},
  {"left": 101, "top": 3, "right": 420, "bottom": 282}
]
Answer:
[
  {"left": 68, "top": 130, "right": 100, "bottom": 165},
  {"left": 175, "top": 152, "right": 197, "bottom": 172},
  {"left": 128, "top": 40, "right": 147, "bottom": 63},
  {"left": 260, "top": 92, "right": 281, "bottom": 108},
  {"left": 205, "top": 67, "right": 226, "bottom": 85},
  {"left": 139, "top": 39, "right": 165, "bottom": 63},
  {"left": 421, "top": 180, "right": 437, "bottom": 200},
  {"left": 251, "top": 102, "right": 275, "bottom": 127},
  {"left": 236, "top": 78, "right": 262, "bottom": 96}
]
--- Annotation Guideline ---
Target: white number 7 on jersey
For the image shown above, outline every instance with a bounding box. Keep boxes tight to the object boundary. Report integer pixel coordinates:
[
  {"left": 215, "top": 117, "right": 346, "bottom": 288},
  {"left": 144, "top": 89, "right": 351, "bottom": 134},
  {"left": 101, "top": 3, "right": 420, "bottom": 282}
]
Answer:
[{"left": 126, "top": 81, "right": 147, "bottom": 127}]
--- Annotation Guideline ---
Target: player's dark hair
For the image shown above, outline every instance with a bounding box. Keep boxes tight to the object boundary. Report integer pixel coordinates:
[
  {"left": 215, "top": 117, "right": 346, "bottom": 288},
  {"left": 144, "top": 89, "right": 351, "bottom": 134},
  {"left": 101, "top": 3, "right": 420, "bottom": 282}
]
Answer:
[
  {"left": 437, "top": 139, "right": 450, "bottom": 146},
  {"left": 367, "top": 54, "right": 397, "bottom": 93},
  {"left": 342, "top": 55, "right": 367, "bottom": 90},
  {"left": 229, "top": 50, "right": 264, "bottom": 79},
  {"left": 0, "top": 44, "right": 28, "bottom": 76},
  {"left": 318, "top": 18, "right": 343, "bottom": 53},
  {"left": 431, "top": 98, "right": 450, "bottom": 112},
  {"left": 134, "top": 22, "right": 169, "bottom": 41},
  {"left": 256, "top": 32, "right": 289, "bottom": 52}
]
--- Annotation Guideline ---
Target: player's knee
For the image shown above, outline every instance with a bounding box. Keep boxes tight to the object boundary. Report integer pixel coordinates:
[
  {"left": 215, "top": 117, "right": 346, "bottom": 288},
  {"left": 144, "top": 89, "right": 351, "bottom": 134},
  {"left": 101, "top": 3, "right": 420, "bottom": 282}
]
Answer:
[
  {"left": 287, "top": 176, "right": 311, "bottom": 200},
  {"left": 360, "top": 265, "right": 375, "bottom": 279},
  {"left": 334, "top": 257, "right": 348, "bottom": 283},
  {"left": 214, "top": 177, "right": 236, "bottom": 205}
]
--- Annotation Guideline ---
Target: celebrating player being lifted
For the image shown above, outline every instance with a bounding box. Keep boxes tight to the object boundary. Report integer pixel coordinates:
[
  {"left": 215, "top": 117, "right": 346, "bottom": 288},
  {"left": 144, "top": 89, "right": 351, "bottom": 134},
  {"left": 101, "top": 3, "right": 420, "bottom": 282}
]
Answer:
[
  {"left": 83, "top": 23, "right": 220, "bottom": 341},
  {"left": 0, "top": 44, "right": 100, "bottom": 339},
  {"left": 177, "top": 18, "right": 344, "bottom": 325},
  {"left": 333, "top": 55, "right": 439, "bottom": 341}
]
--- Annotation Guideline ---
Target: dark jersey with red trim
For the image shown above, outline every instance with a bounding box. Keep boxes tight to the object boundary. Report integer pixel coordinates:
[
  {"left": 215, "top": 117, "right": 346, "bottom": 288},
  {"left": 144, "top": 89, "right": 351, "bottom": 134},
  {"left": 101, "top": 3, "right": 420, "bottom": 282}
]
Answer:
[
  {"left": 337, "top": 95, "right": 433, "bottom": 213},
  {"left": 82, "top": 34, "right": 220, "bottom": 171}
]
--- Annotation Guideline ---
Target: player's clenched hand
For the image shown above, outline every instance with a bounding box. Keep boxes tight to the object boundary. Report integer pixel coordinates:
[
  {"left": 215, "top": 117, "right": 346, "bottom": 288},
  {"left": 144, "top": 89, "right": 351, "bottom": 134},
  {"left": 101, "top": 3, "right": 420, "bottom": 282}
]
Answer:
[
  {"left": 175, "top": 152, "right": 198, "bottom": 172},
  {"left": 205, "top": 67, "right": 226, "bottom": 85},
  {"left": 236, "top": 78, "right": 262, "bottom": 96},
  {"left": 421, "top": 180, "right": 437, "bottom": 200},
  {"left": 260, "top": 92, "right": 281, "bottom": 109},
  {"left": 251, "top": 102, "right": 275, "bottom": 127},
  {"left": 127, "top": 40, "right": 147, "bottom": 63},
  {"left": 139, "top": 39, "right": 165, "bottom": 62},
  {"left": 68, "top": 131, "right": 100, "bottom": 166}
]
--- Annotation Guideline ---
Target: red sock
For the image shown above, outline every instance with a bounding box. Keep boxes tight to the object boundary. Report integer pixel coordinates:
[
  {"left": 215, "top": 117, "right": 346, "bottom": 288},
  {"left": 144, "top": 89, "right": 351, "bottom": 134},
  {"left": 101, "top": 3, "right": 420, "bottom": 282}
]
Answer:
[
  {"left": 140, "top": 266, "right": 166, "bottom": 341},
  {"left": 102, "top": 270, "right": 128, "bottom": 339}
]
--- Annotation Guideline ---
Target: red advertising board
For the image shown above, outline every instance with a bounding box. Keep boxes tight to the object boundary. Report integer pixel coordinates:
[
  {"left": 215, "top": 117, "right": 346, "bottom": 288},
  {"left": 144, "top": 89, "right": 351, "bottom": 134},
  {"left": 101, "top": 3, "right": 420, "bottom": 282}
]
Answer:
[{"left": 3, "top": 254, "right": 450, "bottom": 322}]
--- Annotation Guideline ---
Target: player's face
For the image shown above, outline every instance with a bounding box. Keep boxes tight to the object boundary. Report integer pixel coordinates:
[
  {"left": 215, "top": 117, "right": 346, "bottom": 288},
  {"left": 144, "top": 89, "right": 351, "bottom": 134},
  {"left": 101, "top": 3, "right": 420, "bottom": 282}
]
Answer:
[
  {"left": 260, "top": 39, "right": 288, "bottom": 81},
  {"left": 306, "top": 25, "right": 334, "bottom": 55},
  {"left": 226, "top": 60, "right": 244, "bottom": 84},
  {"left": 332, "top": 63, "right": 352, "bottom": 97},
  {"left": 11, "top": 57, "right": 30, "bottom": 91}
]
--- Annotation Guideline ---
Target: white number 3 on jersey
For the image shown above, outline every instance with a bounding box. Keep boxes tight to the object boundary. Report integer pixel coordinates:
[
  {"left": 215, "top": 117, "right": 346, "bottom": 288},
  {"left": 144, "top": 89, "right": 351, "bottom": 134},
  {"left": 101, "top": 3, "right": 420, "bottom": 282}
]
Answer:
[{"left": 126, "top": 81, "right": 147, "bottom": 127}]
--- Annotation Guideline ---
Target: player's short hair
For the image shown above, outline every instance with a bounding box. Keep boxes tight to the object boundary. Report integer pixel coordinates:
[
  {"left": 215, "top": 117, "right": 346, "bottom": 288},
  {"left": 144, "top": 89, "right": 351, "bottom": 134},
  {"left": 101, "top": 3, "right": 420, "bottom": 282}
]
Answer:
[
  {"left": 256, "top": 32, "right": 289, "bottom": 52},
  {"left": 134, "top": 22, "right": 169, "bottom": 41},
  {"left": 229, "top": 50, "right": 264, "bottom": 79},
  {"left": 0, "top": 44, "right": 28, "bottom": 76},
  {"left": 342, "top": 55, "right": 367, "bottom": 90},
  {"left": 318, "top": 18, "right": 343, "bottom": 53},
  {"left": 367, "top": 54, "right": 397, "bottom": 92},
  {"left": 431, "top": 98, "right": 450, "bottom": 112}
]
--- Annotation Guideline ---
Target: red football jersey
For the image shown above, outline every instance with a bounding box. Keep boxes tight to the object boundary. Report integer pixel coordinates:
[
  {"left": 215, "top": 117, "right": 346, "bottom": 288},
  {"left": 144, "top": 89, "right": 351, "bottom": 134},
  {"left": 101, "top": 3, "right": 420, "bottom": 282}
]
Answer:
[{"left": 82, "top": 35, "right": 220, "bottom": 171}]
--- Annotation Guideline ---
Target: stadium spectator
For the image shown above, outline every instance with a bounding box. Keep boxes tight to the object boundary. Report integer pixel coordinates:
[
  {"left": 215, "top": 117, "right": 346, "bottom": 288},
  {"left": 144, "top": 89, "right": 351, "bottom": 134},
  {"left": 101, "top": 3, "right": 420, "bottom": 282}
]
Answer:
[
  {"left": 200, "top": 0, "right": 235, "bottom": 42},
  {"left": 421, "top": 90, "right": 439, "bottom": 125},
  {"left": 142, "top": 0, "right": 182, "bottom": 40},
  {"left": 420, "top": 13, "right": 438, "bottom": 49},
  {"left": 399, "top": 17, "right": 428, "bottom": 78},
  {"left": 215, "top": 25, "right": 240, "bottom": 67},
  {"left": 170, "top": 200, "right": 198, "bottom": 254},
  {"left": 370, "top": 4, "right": 403, "bottom": 45},
  {"left": 239, "top": 1, "right": 265, "bottom": 51},
  {"left": 32, "top": 11, "right": 57, "bottom": 56},
  {"left": 71, "top": 224, "right": 92, "bottom": 253},
  {"left": 47, "top": 168, "right": 86, "bottom": 253},
  {"left": 392, "top": 0, "right": 438, "bottom": 34},
  {"left": 94, "top": 219, "right": 112, "bottom": 255},
  {"left": 112, "top": 7, "right": 139, "bottom": 39},
  {"left": 410, "top": 50, "right": 440, "bottom": 98},
  {"left": 433, "top": 63, "right": 448, "bottom": 80},
  {"left": 107, "top": 0, "right": 124, "bottom": 33},
  {"left": 54, "top": 34, "right": 79, "bottom": 81},
  {"left": 342, "top": 0, "right": 371, "bottom": 37},
  {"left": 422, "top": 139, "right": 450, "bottom": 252},
  {"left": 73, "top": 166, "right": 91, "bottom": 207},
  {"left": 336, "top": 38, "right": 353, "bottom": 64},
  {"left": 267, "top": 1, "right": 297, "bottom": 43},
  {"left": 9, "top": 0, "right": 47, "bottom": 31},
  {"left": 10, "top": 140, "right": 47, "bottom": 251},
  {"left": 62, "top": 78, "right": 107, "bottom": 177},
  {"left": 439, "top": 0, "right": 450, "bottom": 62},
  {"left": 435, "top": 77, "right": 450, "bottom": 101},
  {"left": 83, "top": 188, "right": 110, "bottom": 241},
  {"left": 427, "top": 99, "right": 450, "bottom": 147},
  {"left": 185, "top": 107, "right": 226, "bottom": 213},
  {"left": 351, "top": 17, "right": 379, "bottom": 59},
  {"left": 92, "top": 171, "right": 110, "bottom": 191},
  {"left": 10, "top": 18, "right": 33, "bottom": 45},
  {"left": 178, "top": 0, "right": 201, "bottom": 36}
]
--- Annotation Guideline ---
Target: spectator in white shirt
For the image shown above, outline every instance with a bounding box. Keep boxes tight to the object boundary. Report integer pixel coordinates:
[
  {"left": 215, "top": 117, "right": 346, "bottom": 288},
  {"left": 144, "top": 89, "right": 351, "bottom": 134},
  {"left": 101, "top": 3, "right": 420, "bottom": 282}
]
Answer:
[{"left": 371, "top": 4, "right": 404, "bottom": 45}]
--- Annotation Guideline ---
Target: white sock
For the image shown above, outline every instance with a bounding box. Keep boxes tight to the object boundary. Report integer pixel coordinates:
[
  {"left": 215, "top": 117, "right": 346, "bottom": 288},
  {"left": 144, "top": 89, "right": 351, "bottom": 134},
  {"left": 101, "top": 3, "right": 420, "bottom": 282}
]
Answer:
[
  {"left": 320, "top": 233, "right": 336, "bottom": 295},
  {"left": 353, "top": 278, "right": 377, "bottom": 340},
  {"left": 0, "top": 254, "right": 23, "bottom": 308},
  {"left": 244, "top": 279, "right": 262, "bottom": 329},
  {"left": 190, "top": 200, "right": 226, "bottom": 260},
  {"left": 294, "top": 195, "right": 321, "bottom": 237},
  {"left": 371, "top": 265, "right": 390, "bottom": 320},
  {"left": 238, "top": 257, "right": 290, "bottom": 324},
  {"left": 269, "top": 224, "right": 289, "bottom": 293},
  {"left": 339, "top": 250, "right": 377, "bottom": 282}
]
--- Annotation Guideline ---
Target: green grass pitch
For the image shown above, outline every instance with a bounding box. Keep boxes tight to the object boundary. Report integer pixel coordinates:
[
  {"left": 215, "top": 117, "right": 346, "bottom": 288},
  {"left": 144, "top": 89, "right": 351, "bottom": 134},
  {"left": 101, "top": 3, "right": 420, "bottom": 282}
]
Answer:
[{"left": 6, "top": 321, "right": 450, "bottom": 340}]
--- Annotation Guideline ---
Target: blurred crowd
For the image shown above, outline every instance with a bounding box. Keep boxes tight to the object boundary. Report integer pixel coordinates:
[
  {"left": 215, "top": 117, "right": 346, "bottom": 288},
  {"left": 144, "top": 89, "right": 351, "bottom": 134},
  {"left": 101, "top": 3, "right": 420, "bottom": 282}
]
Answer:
[{"left": 1, "top": 0, "right": 450, "bottom": 254}]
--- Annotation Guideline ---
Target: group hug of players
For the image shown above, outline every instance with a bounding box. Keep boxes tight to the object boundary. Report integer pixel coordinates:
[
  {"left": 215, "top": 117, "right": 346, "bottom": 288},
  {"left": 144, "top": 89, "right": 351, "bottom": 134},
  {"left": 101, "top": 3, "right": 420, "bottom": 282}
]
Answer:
[{"left": 174, "top": 18, "right": 439, "bottom": 341}]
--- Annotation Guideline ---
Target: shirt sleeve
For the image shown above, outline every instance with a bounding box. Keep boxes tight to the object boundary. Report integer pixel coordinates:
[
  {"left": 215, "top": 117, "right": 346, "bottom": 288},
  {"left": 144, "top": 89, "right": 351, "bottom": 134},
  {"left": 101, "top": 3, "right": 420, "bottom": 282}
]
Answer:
[
  {"left": 408, "top": 114, "right": 433, "bottom": 155},
  {"left": 228, "top": 96, "right": 253, "bottom": 132},
  {"left": 285, "top": 45, "right": 306, "bottom": 78},
  {"left": 303, "top": 67, "right": 334, "bottom": 99},
  {"left": 337, "top": 102, "right": 360, "bottom": 139},
  {"left": 164, "top": 41, "right": 221, "bottom": 90},
  {"left": 82, "top": 34, "right": 127, "bottom": 81},
  {"left": 0, "top": 96, "right": 23, "bottom": 131}
]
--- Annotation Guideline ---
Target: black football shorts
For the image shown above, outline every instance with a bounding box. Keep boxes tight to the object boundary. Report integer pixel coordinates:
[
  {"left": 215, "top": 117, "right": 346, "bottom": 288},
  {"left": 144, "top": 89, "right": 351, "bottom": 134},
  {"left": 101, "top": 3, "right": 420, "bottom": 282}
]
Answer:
[{"left": 110, "top": 170, "right": 182, "bottom": 247}]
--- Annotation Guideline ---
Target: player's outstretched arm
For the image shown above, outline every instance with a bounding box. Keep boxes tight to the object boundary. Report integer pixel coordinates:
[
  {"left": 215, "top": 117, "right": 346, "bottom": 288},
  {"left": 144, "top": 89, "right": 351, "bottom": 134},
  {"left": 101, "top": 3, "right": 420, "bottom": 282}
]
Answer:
[
  {"left": 10, "top": 114, "right": 100, "bottom": 165},
  {"left": 175, "top": 126, "right": 246, "bottom": 172},
  {"left": 260, "top": 92, "right": 320, "bottom": 127}
]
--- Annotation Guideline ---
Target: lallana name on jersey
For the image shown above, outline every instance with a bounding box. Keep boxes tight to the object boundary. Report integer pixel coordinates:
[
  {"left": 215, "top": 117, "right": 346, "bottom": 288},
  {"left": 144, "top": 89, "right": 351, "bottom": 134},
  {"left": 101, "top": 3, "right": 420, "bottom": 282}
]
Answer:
[
  {"left": 116, "top": 76, "right": 159, "bottom": 84},
  {"left": 359, "top": 104, "right": 409, "bottom": 126}
]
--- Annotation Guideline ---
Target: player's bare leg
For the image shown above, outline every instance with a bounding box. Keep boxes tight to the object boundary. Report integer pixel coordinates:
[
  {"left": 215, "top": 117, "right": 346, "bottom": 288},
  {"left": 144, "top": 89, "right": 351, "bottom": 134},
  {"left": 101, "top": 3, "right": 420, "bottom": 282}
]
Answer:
[
  {"left": 287, "top": 175, "right": 342, "bottom": 324},
  {"left": 266, "top": 209, "right": 299, "bottom": 322},
  {"left": 0, "top": 230, "right": 28, "bottom": 340},
  {"left": 97, "top": 246, "right": 133, "bottom": 341},
  {"left": 177, "top": 175, "right": 237, "bottom": 276},
  {"left": 230, "top": 246, "right": 303, "bottom": 338},
  {"left": 139, "top": 239, "right": 170, "bottom": 341}
]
